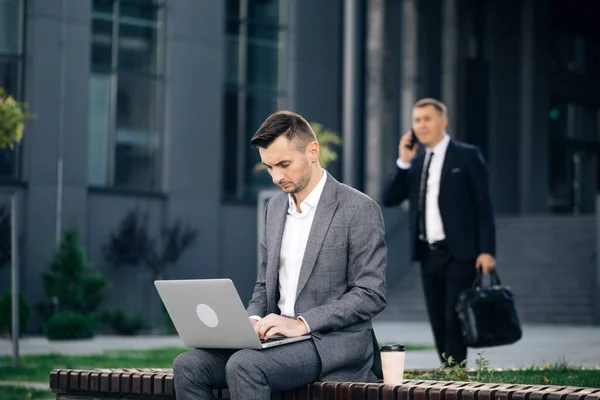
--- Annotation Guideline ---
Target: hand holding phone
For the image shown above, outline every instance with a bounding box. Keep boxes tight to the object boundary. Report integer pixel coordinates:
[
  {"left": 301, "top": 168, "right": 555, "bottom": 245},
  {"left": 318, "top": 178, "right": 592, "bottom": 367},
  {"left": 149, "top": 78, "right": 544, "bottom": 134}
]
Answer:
[
  {"left": 407, "top": 129, "right": 417, "bottom": 150},
  {"left": 399, "top": 129, "right": 418, "bottom": 164}
]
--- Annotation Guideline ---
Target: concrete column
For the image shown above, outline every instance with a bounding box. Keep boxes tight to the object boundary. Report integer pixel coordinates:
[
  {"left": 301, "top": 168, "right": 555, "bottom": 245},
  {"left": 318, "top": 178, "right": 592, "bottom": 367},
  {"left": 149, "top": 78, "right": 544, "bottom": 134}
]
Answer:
[
  {"left": 342, "top": 0, "right": 363, "bottom": 189},
  {"left": 164, "top": 0, "right": 224, "bottom": 281},
  {"left": 441, "top": 0, "right": 459, "bottom": 133},
  {"left": 284, "top": 0, "right": 297, "bottom": 111},
  {"left": 364, "top": 0, "right": 400, "bottom": 199},
  {"left": 364, "top": 0, "right": 385, "bottom": 199},
  {"left": 595, "top": 195, "right": 600, "bottom": 324},
  {"left": 519, "top": 0, "right": 550, "bottom": 213},
  {"left": 400, "top": 0, "right": 418, "bottom": 132},
  {"left": 22, "top": 0, "right": 91, "bottom": 325},
  {"left": 519, "top": 0, "right": 535, "bottom": 214}
]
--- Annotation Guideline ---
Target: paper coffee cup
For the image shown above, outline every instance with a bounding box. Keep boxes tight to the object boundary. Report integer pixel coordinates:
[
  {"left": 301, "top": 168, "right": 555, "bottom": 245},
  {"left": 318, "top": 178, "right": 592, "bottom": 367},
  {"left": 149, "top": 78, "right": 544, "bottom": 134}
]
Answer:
[{"left": 380, "top": 344, "right": 406, "bottom": 385}]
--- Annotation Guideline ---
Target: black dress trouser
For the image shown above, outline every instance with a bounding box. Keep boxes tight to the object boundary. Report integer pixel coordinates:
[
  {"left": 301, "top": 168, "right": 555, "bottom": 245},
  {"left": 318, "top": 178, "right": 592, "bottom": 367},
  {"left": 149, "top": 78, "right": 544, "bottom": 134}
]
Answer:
[{"left": 418, "top": 241, "right": 476, "bottom": 366}]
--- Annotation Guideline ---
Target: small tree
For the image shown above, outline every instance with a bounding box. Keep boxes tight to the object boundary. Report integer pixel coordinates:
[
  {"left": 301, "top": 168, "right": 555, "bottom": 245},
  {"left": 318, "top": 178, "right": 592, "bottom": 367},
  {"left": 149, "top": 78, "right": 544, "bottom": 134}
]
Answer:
[
  {"left": 40, "top": 229, "right": 109, "bottom": 318},
  {"left": 0, "top": 87, "right": 32, "bottom": 150},
  {"left": 103, "top": 208, "right": 199, "bottom": 280},
  {"left": 103, "top": 209, "right": 198, "bottom": 333},
  {"left": 103, "top": 208, "right": 152, "bottom": 267}
]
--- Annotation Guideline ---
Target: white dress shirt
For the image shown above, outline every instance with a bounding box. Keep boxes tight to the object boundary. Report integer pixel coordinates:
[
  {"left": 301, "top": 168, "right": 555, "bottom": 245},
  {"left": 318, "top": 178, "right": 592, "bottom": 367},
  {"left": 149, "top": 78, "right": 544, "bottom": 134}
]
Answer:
[
  {"left": 250, "top": 169, "right": 327, "bottom": 333},
  {"left": 397, "top": 133, "right": 450, "bottom": 243}
]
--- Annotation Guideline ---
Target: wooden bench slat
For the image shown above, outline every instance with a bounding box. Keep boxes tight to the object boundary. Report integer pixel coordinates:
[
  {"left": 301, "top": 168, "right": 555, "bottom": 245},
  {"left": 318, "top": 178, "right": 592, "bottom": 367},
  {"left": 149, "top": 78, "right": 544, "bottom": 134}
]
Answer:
[{"left": 48, "top": 368, "right": 600, "bottom": 400}]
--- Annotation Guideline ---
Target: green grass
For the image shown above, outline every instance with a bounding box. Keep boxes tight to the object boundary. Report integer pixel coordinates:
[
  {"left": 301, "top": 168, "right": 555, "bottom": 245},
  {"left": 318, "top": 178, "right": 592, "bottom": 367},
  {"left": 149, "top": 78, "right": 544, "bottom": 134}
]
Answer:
[
  {"left": 407, "top": 358, "right": 600, "bottom": 388},
  {"left": 0, "top": 347, "right": 187, "bottom": 383},
  {"left": 1, "top": 347, "right": 599, "bottom": 389},
  {"left": 0, "top": 386, "right": 53, "bottom": 400},
  {"left": 0, "top": 344, "right": 434, "bottom": 383},
  {"left": 408, "top": 369, "right": 600, "bottom": 387}
]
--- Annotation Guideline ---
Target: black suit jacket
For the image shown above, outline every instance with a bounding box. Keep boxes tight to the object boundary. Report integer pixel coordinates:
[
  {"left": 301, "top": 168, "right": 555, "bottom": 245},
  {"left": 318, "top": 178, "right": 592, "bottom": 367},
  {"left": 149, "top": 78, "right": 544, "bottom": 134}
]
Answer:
[{"left": 381, "top": 140, "right": 496, "bottom": 261}]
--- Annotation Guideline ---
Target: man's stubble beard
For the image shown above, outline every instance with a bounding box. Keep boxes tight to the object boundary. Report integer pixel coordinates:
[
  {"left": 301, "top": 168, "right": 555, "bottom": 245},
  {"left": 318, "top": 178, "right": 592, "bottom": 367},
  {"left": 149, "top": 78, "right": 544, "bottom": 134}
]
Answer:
[{"left": 282, "top": 160, "right": 312, "bottom": 194}]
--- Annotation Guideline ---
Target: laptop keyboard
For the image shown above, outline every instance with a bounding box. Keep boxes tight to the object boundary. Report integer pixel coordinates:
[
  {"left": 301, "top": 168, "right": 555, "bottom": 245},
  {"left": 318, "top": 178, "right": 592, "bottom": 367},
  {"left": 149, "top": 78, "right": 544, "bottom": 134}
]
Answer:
[{"left": 260, "top": 335, "right": 285, "bottom": 343}]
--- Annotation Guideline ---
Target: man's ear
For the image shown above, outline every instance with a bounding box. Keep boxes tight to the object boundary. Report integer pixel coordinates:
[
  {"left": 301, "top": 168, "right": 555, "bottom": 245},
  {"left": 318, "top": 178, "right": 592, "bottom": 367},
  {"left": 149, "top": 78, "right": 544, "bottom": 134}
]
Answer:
[{"left": 308, "top": 141, "right": 319, "bottom": 162}]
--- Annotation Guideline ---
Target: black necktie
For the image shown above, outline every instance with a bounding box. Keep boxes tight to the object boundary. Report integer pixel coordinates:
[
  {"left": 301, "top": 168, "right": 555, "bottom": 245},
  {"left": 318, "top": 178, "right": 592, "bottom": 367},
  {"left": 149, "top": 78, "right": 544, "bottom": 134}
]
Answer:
[{"left": 418, "top": 152, "right": 434, "bottom": 241}]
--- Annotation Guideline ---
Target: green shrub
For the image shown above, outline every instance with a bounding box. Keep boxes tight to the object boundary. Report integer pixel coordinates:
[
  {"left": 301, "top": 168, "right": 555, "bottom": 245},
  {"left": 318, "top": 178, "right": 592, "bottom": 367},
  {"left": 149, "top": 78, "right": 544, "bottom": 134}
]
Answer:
[
  {"left": 99, "top": 309, "right": 144, "bottom": 336},
  {"left": 44, "top": 312, "right": 95, "bottom": 340},
  {"left": 38, "top": 229, "right": 109, "bottom": 338},
  {"left": 0, "top": 291, "right": 30, "bottom": 338},
  {"left": 41, "top": 230, "right": 109, "bottom": 315}
]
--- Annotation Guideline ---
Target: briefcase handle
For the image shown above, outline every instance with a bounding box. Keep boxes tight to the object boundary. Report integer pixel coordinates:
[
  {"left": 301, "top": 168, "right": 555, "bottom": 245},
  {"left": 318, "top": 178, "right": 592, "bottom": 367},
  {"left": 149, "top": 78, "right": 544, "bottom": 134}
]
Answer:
[{"left": 470, "top": 269, "right": 502, "bottom": 291}]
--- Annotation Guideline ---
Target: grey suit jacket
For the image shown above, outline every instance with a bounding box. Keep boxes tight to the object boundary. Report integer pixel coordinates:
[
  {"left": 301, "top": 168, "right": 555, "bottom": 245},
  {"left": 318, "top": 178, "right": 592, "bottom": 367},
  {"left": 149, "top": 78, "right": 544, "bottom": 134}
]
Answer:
[{"left": 247, "top": 172, "right": 387, "bottom": 382}]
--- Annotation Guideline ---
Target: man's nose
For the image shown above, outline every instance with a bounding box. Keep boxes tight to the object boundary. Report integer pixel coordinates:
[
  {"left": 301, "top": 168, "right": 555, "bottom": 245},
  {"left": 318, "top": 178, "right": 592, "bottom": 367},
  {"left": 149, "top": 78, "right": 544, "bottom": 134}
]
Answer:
[{"left": 272, "top": 172, "right": 284, "bottom": 184}]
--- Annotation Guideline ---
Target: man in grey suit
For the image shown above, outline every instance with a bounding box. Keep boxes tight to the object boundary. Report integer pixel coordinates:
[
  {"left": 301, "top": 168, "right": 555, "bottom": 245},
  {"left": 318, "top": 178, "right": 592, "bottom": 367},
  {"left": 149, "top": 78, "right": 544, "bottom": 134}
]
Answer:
[{"left": 173, "top": 111, "right": 387, "bottom": 399}]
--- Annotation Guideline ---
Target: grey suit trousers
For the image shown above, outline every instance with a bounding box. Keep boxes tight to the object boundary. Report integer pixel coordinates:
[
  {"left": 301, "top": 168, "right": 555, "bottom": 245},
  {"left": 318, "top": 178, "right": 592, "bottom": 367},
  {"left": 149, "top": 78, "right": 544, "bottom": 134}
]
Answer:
[{"left": 173, "top": 338, "right": 321, "bottom": 400}]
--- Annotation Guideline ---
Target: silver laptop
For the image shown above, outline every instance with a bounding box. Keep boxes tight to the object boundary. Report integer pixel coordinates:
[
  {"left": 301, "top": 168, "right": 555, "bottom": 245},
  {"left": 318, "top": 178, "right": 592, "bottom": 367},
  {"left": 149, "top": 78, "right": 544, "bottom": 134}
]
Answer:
[{"left": 154, "top": 279, "right": 311, "bottom": 349}]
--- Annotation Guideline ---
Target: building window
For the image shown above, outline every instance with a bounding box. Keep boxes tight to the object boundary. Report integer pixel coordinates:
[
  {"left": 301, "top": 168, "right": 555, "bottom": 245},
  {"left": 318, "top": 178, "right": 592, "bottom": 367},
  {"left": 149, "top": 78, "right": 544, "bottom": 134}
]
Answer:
[
  {"left": 223, "top": 0, "right": 288, "bottom": 202},
  {"left": 548, "top": 100, "right": 600, "bottom": 215},
  {"left": 0, "top": 0, "right": 24, "bottom": 180},
  {"left": 89, "top": 0, "right": 165, "bottom": 190}
]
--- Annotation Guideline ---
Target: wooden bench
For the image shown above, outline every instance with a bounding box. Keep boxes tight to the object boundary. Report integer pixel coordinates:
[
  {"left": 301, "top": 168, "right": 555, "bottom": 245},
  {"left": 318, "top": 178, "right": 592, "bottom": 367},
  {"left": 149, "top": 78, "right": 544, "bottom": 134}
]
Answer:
[{"left": 49, "top": 368, "right": 600, "bottom": 400}]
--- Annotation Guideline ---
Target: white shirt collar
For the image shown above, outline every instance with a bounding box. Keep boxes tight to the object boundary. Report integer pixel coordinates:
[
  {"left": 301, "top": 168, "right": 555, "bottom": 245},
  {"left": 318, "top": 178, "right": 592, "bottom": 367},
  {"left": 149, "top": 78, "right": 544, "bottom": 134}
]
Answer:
[
  {"left": 426, "top": 132, "right": 450, "bottom": 156},
  {"left": 288, "top": 169, "right": 327, "bottom": 215}
]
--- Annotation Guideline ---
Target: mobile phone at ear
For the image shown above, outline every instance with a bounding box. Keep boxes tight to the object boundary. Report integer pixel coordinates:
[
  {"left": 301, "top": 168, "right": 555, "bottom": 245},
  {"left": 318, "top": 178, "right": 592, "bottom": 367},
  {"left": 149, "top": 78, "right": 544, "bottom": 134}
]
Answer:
[{"left": 407, "top": 129, "right": 417, "bottom": 150}]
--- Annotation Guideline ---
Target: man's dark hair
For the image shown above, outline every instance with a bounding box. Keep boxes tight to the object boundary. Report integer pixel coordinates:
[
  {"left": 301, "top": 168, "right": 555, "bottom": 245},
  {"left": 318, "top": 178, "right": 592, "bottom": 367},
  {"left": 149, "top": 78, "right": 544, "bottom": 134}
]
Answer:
[
  {"left": 250, "top": 110, "right": 317, "bottom": 150},
  {"left": 413, "top": 98, "right": 448, "bottom": 117}
]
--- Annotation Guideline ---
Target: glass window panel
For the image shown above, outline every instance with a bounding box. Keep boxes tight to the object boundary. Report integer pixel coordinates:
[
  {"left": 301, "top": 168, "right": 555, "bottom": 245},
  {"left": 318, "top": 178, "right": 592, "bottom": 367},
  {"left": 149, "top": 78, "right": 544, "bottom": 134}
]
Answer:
[
  {"left": 550, "top": 33, "right": 589, "bottom": 74},
  {"left": 92, "top": 0, "right": 114, "bottom": 14},
  {"left": 120, "top": 1, "right": 158, "bottom": 20},
  {"left": 226, "top": 22, "right": 240, "bottom": 87},
  {"left": 117, "top": 2, "right": 160, "bottom": 74},
  {"left": 248, "top": 0, "right": 279, "bottom": 24},
  {"left": 222, "top": 0, "right": 288, "bottom": 200},
  {"left": 91, "top": 18, "right": 113, "bottom": 70},
  {"left": 116, "top": 74, "right": 157, "bottom": 133},
  {"left": 88, "top": 74, "right": 111, "bottom": 186},
  {"left": 548, "top": 140, "right": 571, "bottom": 213},
  {"left": 0, "top": 0, "right": 20, "bottom": 54},
  {"left": 575, "top": 150, "right": 596, "bottom": 213},
  {"left": 0, "top": 56, "right": 18, "bottom": 95},
  {"left": 548, "top": 97, "right": 600, "bottom": 214},
  {"left": 226, "top": 0, "right": 241, "bottom": 19},
  {"left": 223, "top": 90, "right": 239, "bottom": 196},
  {"left": 118, "top": 21, "right": 159, "bottom": 74},
  {"left": 0, "top": 57, "right": 19, "bottom": 178},
  {"left": 121, "top": 0, "right": 158, "bottom": 9},
  {"left": 114, "top": 74, "right": 158, "bottom": 188},
  {"left": 245, "top": 92, "right": 278, "bottom": 197},
  {"left": 89, "top": 0, "right": 165, "bottom": 190},
  {"left": 247, "top": 24, "right": 280, "bottom": 90},
  {"left": 569, "top": 105, "right": 597, "bottom": 140},
  {"left": 114, "top": 141, "right": 156, "bottom": 188},
  {"left": 0, "top": 148, "right": 15, "bottom": 177},
  {"left": 549, "top": 101, "right": 598, "bottom": 141}
]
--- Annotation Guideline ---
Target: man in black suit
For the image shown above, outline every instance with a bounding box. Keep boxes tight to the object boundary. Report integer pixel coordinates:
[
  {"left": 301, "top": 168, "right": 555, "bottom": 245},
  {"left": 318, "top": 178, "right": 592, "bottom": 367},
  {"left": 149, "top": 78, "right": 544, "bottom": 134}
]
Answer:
[{"left": 381, "top": 98, "right": 496, "bottom": 366}]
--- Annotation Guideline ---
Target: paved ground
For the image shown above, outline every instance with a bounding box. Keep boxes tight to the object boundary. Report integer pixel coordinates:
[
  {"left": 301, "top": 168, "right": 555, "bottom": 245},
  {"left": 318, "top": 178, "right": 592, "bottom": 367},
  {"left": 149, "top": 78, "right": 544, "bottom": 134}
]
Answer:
[
  {"left": 0, "top": 380, "right": 50, "bottom": 390},
  {"left": 2, "top": 320, "right": 599, "bottom": 370},
  {"left": 372, "top": 320, "right": 600, "bottom": 369}
]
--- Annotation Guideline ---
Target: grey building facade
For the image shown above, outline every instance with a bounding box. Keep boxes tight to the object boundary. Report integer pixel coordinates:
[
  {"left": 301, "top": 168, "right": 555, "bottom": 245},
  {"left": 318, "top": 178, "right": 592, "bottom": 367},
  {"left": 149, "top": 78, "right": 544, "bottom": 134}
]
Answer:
[{"left": 0, "top": 0, "right": 599, "bottom": 332}]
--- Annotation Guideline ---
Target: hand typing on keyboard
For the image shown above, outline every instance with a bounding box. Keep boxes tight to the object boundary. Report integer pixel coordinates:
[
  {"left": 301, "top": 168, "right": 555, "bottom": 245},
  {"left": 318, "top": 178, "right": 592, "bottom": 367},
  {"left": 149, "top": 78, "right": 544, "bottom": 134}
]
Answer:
[{"left": 253, "top": 314, "right": 309, "bottom": 340}]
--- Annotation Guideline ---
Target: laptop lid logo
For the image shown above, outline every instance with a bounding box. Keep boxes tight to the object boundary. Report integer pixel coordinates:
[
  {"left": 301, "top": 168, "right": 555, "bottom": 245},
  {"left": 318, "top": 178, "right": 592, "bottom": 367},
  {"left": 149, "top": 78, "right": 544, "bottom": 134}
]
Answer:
[{"left": 196, "top": 304, "right": 219, "bottom": 328}]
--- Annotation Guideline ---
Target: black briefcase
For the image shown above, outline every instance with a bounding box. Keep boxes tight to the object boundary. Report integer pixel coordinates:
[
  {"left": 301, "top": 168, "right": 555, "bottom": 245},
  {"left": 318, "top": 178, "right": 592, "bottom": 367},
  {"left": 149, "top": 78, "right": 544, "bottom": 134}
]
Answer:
[{"left": 456, "top": 270, "right": 522, "bottom": 348}]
